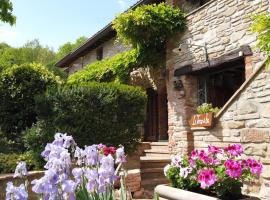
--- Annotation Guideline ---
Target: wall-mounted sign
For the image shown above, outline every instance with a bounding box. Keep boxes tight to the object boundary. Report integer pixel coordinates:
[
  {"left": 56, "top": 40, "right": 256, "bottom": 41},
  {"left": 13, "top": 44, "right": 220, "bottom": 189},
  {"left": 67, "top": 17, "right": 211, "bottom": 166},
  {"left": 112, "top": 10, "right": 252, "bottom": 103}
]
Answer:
[{"left": 189, "top": 113, "right": 213, "bottom": 128}]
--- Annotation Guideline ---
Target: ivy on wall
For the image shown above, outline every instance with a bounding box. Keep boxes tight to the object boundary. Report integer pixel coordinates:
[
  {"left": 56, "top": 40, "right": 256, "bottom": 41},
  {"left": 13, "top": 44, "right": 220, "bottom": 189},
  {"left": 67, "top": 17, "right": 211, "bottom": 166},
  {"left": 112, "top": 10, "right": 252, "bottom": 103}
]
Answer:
[
  {"left": 113, "top": 2, "right": 186, "bottom": 66},
  {"left": 67, "top": 49, "right": 140, "bottom": 84},
  {"left": 68, "top": 3, "right": 186, "bottom": 84},
  {"left": 251, "top": 12, "right": 270, "bottom": 63}
]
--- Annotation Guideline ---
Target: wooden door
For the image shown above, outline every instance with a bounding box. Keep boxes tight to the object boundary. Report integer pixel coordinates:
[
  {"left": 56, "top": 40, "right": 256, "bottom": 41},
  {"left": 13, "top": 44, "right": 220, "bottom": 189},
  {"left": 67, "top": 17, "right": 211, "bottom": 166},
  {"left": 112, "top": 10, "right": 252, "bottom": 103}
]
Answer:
[{"left": 144, "top": 88, "right": 159, "bottom": 141}]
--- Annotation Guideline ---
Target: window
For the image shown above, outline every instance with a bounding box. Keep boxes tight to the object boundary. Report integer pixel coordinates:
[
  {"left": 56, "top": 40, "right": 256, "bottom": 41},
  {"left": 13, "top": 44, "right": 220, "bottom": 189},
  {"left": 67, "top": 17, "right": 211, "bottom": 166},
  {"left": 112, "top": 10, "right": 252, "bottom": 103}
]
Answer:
[
  {"left": 197, "top": 60, "right": 245, "bottom": 108},
  {"left": 96, "top": 47, "right": 103, "bottom": 61}
]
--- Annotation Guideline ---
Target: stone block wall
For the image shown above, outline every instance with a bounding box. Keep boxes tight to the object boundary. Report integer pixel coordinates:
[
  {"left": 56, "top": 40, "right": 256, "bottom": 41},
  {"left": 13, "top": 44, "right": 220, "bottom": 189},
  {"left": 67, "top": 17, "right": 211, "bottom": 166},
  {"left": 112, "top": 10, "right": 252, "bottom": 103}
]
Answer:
[
  {"left": 188, "top": 66, "right": 270, "bottom": 199},
  {"left": 166, "top": 0, "right": 270, "bottom": 198},
  {"left": 166, "top": 0, "right": 270, "bottom": 152},
  {"left": 67, "top": 37, "right": 130, "bottom": 75}
]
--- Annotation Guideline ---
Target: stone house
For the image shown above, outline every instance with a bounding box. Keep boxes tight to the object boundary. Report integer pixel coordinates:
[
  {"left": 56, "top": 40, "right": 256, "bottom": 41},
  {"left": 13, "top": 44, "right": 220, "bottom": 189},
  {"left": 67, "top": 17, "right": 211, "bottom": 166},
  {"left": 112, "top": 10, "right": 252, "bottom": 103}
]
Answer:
[{"left": 56, "top": 0, "right": 270, "bottom": 198}]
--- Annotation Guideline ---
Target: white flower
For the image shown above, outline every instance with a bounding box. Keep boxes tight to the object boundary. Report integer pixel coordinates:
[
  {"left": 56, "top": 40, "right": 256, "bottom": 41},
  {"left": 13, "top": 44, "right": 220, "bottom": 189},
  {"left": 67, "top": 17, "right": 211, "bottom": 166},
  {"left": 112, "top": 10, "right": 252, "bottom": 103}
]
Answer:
[
  {"left": 164, "top": 164, "right": 171, "bottom": 176},
  {"left": 179, "top": 167, "right": 192, "bottom": 178},
  {"left": 13, "top": 161, "right": 28, "bottom": 178},
  {"left": 171, "top": 155, "right": 183, "bottom": 167}
]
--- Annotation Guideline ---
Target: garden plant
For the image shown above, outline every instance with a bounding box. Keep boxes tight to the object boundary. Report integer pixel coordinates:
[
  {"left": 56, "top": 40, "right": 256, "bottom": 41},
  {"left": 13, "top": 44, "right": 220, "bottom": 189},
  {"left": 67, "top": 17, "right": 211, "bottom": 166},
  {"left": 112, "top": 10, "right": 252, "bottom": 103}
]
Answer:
[
  {"left": 6, "top": 133, "right": 128, "bottom": 200},
  {"left": 164, "top": 144, "right": 263, "bottom": 200}
]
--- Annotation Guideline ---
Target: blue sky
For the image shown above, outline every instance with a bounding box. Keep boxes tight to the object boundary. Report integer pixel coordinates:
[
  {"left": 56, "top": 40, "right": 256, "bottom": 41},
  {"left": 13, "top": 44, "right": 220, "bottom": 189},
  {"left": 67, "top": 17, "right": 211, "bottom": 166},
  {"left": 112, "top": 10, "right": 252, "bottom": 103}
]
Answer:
[{"left": 0, "top": 0, "right": 138, "bottom": 51}]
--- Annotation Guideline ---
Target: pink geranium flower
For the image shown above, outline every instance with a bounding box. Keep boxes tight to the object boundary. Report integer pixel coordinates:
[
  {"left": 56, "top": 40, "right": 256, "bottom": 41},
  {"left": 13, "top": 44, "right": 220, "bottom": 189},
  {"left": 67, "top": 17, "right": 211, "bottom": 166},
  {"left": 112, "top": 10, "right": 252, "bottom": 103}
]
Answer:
[
  {"left": 224, "top": 144, "right": 243, "bottom": 157},
  {"left": 224, "top": 159, "right": 242, "bottom": 178},
  {"left": 198, "top": 169, "right": 216, "bottom": 189},
  {"left": 247, "top": 159, "right": 263, "bottom": 175},
  {"left": 208, "top": 145, "right": 222, "bottom": 154}
]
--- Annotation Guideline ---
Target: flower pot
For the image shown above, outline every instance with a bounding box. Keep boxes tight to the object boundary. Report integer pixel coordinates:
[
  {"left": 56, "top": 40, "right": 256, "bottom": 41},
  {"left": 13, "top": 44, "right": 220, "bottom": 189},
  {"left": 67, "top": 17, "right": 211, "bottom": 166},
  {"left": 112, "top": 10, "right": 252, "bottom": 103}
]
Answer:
[{"left": 154, "top": 185, "right": 261, "bottom": 200}]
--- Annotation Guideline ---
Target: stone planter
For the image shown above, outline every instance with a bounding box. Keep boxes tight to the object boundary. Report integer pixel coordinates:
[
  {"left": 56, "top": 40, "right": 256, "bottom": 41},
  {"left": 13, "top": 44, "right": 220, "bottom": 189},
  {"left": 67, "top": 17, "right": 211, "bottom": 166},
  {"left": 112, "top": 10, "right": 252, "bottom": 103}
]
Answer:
[{"left": 154, "top": 185, "right": 260, "bottom": 200}]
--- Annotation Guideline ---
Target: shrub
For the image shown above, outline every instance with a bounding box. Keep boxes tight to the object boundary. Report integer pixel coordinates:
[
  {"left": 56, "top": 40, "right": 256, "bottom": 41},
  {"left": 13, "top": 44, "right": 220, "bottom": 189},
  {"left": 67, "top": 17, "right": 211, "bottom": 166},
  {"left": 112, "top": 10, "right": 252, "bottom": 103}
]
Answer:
[
  {"left": 0, "top": 152, "right": 39, "bottom": 173},
  {"left": 32, "top": 82, "right": 146, "bottom": 153},
  {"left": 0, "top": 63, "right": 62, "bottom": 147}
]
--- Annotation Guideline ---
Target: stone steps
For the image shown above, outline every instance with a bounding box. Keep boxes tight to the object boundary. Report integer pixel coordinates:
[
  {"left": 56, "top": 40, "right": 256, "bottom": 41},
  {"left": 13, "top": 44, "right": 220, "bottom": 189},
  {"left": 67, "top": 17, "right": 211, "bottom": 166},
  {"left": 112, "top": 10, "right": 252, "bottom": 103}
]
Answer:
[
  {"left": 144, "top": 149, "right": 171, "bottom": 158},
  {"left": 139, "top": 142, "right": 171, "bottom": 198}
]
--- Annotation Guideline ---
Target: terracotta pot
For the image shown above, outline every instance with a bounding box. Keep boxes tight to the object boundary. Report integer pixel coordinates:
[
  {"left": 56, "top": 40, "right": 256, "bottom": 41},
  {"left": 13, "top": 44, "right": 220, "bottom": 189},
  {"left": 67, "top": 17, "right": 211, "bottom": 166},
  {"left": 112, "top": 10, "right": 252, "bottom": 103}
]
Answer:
[{"left": 154, "top": 185, "right": 260, "bottom": 200}]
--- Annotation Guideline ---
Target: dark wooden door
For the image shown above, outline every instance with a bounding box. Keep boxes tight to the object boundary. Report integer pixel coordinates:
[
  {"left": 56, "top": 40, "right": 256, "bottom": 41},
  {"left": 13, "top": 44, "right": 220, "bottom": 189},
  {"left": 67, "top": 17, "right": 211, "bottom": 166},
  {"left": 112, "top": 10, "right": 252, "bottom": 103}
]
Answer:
[{"left": 144, "top": 88, "right": 159, "bottom": 141}]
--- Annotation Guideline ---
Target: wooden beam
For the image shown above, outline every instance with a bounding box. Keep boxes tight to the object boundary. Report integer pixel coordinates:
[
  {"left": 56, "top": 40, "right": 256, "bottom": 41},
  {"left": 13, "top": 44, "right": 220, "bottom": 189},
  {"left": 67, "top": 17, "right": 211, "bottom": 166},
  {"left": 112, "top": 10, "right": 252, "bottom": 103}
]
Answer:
[{"left": 174, "top": 45, "right": 252, "bottom": 76}]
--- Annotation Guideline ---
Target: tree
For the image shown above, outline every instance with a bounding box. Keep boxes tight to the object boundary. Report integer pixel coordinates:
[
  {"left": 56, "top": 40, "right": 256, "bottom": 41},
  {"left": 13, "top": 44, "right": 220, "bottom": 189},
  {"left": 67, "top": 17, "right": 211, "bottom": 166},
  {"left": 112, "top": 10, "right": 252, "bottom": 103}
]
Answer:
[
  {"left": 0, "top": 0, "right": 16, "bottom": 25},
  {"left": 56, "top": 36, "right": 87, "bottom": 60},
  {"left": 0, "top": 39, "right": 56, "bottom": 69}
]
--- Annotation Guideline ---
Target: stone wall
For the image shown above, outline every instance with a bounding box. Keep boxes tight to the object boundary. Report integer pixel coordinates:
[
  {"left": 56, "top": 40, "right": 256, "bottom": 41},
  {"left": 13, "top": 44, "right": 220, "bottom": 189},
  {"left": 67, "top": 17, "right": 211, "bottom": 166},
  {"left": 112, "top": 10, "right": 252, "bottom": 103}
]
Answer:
[
  {"left": 166, "top": 0, "right": 270, "bottom": 152},
  {"left": 166, "top": 0, "right": 270, "bottom": 198},
  {"left": 0, "top": 171, "right": 43, "bottom": 199},
  {"left": 67, "top": 37, "right": 130, "bottom": 75}
]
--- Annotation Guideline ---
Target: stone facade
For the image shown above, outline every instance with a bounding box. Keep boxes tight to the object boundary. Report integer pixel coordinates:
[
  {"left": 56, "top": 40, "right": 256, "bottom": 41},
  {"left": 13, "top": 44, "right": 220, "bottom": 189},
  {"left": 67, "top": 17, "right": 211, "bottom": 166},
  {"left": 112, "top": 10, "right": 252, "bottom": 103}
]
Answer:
[
  {"left": 166, "top": 0, "right": 269, "bottom": 152},
  {"left": 67, "top": 37, "right": 130, "bottom": 75},
  {"left": 166, "top": 0, "right": 270, "bottom": 198}
]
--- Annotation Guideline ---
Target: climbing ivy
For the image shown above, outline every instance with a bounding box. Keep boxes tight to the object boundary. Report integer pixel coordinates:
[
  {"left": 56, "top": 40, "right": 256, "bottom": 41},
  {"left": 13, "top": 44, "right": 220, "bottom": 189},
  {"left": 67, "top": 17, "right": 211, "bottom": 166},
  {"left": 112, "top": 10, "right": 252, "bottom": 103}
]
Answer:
[
  {"left": 67, "top": 49, "right": 140, "bottom": 84},
  {"left": 68, "top": 3, "right": 186, "bottom": 84},
  {"left": 113, "top": 3, "right": 186, "bottom": 65}
]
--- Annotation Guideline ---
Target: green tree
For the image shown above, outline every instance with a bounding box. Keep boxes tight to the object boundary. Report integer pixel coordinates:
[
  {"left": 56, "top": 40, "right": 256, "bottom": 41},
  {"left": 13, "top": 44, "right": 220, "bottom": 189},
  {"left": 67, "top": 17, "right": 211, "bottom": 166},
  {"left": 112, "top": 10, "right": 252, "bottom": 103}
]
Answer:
[
  {"left": 56, "top": 36, "right": 87, "bottom": 60},
  {"left": 0, "top": 39, "right": 56, "bottom": 69},
  {"left": 0, "top": 0, "right": 16, "bottom": 25}
]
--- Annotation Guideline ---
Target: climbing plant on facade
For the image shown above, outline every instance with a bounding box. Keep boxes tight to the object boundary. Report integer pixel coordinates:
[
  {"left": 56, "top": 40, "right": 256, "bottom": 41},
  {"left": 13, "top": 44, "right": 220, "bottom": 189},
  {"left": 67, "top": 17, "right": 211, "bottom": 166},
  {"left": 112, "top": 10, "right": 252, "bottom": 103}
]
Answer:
[
  {"left": 251, "top": 12, "right": 270, "bottom": 62},
  {"left": 113, "top": 2, "right": 186, "bottom": 66},
  {"left": 68, "top": 3, "right": 186, "bottom": 84},
  {"left": 67, "top": 49, "right": 140, "bottom": 84}
]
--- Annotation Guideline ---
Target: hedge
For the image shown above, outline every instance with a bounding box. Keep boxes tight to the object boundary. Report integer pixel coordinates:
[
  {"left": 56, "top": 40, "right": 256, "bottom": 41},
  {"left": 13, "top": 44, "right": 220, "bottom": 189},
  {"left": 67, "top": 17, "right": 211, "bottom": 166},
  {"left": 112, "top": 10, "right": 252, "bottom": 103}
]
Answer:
[
  {"left": 0, "top": 152, "right": 39, "bottom": 173},
  {"left": 29, "top": 82, "right": 146, "bottom": 154},
  {"left": 0, "top": 63, "right": 62, "bottom": 148}
]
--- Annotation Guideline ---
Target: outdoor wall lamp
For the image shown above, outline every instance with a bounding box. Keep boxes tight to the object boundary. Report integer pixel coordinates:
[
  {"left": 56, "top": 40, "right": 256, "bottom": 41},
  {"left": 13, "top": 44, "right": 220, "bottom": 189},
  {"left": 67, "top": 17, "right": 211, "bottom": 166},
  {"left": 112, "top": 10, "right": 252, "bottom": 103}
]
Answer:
[{"left": 174, "top": 79, "right": 184, "bottom": 91}]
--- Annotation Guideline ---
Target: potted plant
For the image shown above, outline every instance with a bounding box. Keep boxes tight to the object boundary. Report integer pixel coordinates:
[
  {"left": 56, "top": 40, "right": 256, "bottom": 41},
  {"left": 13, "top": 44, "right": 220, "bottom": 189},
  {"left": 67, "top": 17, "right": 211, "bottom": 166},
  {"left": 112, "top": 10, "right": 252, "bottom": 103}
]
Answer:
[
  {"left": 156, "top": 144, "right": 262, "bottom": 200},
  {"left": 189, "top": 103, "right": 220, "bottom": 128}
]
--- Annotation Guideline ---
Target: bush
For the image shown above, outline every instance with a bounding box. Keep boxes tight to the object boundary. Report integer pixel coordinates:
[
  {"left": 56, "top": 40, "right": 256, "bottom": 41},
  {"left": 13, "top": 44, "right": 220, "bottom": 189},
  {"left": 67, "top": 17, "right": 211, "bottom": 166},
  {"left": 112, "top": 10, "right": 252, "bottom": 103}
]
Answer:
[
  {"left": 31, "top": 82, "right": 146, "bottom": 153},
  {"left": 0, "top": 152, "right": 39, "bottom": 173},
  {"left": 0, "top": 63, "right": 62, "bottom": 147}
]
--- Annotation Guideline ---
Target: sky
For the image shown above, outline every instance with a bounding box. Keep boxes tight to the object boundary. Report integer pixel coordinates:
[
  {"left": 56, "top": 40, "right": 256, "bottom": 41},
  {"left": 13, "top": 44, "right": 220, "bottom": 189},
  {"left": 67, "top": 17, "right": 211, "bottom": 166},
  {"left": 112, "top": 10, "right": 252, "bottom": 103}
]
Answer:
[{"left": 0, "top": 0, "right": 138, "bottom": 51}]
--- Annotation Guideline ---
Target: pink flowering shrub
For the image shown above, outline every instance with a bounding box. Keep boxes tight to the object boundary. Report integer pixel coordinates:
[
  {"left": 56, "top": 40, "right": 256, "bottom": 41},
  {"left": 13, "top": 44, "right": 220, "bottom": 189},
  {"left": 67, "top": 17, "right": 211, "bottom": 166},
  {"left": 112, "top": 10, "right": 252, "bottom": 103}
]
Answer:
[
  {"left": 6, "top": 133, "right": 127, "bottom": 200},
  {"left": 164, "top": 144, "right": 263, "bottom": 200}
]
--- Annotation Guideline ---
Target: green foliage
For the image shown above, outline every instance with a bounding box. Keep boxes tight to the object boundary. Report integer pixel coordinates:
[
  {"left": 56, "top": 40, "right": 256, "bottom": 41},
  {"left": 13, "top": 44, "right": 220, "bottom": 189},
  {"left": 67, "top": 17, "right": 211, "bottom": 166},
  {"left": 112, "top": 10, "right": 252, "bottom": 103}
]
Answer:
[
  {"left": 0, "top": 39, "right": 56, "bottom": 70},
  {"left": 69, "top": 4, "right": 186, "bottom": 84},
  {"left": 0, "top": 0, "right": 16, "bottom": 25},
  {"left": 57, "top": 36, "right": 88, "bottom": 60},
  {"left": 251, "top": 12, "right": 270, "bottom": 62},
  {"left": 0, "top": 63, "right": 62, "bottom": 149},
  {"left": 67, "top": 49, "right": 140, "bottom": 84},
  {"left": 113, "top": 3, "right": 186, "bottom": 65},
  {"left": 33, "top": 82, "right": 146, "bottom": 152},
  {"left": 196, "top": 103, "right": 220, "bottom": 114},
  {"left": 0, "top": 152, "right": 39, "bottom": 173}
]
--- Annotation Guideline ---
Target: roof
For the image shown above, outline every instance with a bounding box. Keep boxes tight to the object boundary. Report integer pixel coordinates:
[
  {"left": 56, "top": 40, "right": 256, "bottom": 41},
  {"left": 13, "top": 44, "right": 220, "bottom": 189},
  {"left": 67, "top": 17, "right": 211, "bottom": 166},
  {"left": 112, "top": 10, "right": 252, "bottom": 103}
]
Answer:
[{"left": 56, "top": 0, "right": 162, "bottom": 68}]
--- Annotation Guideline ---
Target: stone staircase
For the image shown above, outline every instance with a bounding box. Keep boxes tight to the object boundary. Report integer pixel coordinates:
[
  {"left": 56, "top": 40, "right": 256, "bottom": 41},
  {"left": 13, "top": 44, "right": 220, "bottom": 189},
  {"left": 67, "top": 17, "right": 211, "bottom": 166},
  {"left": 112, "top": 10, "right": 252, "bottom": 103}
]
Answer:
[{"left": 140, "top": 142, "right": 171, "bottom": 198}]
